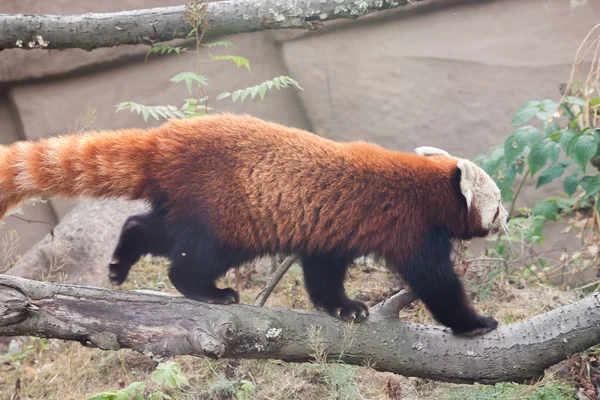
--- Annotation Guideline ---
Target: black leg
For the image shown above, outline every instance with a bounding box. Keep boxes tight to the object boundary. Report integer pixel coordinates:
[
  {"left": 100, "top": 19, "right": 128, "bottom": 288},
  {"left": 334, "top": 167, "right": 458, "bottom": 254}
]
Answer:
[
  {"left": 166, "top": 220, "right": 252, "bottom": 305},
  {"left": 301, "top": 253, "right": 369, "bottom": 322},
  {"left": 396, "top": 228, "right": 498, "bottom": 336},
  {"left": 109, "top": 207, "right": 173, "bottom": 285}
]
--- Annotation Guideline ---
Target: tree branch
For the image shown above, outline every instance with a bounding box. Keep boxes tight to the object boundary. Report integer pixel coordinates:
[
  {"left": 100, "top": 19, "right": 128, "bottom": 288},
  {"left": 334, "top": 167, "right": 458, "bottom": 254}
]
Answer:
[
  {"left": 254, "top": 255, "right": 299, "bottom": 307},
  {"left": 370, "top": 289, "right": 417, "bottom": 317},
  {"left": 0, "top": 0, "right": 420, "bottom": 51},
  {"left": 1, "top": 274, "right": 599, "bottom": 384}
]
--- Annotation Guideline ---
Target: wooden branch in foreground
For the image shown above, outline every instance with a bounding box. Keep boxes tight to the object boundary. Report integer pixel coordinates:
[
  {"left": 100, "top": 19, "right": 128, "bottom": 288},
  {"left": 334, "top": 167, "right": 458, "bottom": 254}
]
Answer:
[
  {"left": 1, "top": 274, "right": 599, "bottom": 384},
  {"left": 0, "top": 0, "right": 421, "bottom": 51}
]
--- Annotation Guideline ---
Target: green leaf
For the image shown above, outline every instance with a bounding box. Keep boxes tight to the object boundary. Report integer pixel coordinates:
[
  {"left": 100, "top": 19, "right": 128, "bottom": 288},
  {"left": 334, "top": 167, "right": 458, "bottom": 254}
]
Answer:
[
  {"left": 528, "top": 138, "right": 560, "bottom": 175},
  {"left": 222, "top": 76, "right": 302, "bottom": 104},
  {"left": 544, "top": 121, "right": 562, "bottom": 139},
  {"left": 536, "top": 99, "right": 560, "bottom": 122},
  {"left": 564, "top": 174, "right": 580, "bottom": 196},
  {"left": 536, "top": 163, "right": 566, "bottom": 188},
  {"left": 565, "top": 96, "right": 586, "bottom": 107},
  {"left": 204, "top": 40, "right": 238, "bottom": 49},
  {"left": 145, "top": 44, "right": 187, "bottom": 61},
  {"left": 512, "top": 101, "right": 541, "bottom": 125},
  {"left": 532, "top": 199, "right": 559, "bottom": 222},
  {"left": 87, "top": 382, "right": 145, "bottom": 400},
  {"left": 567, "top": 134, "right": 598, "bottom": 172},
  {"left": 504, "top": 125, "right": 541, "bottom": 163},
  {"left": 209, "top": 54, "right": 251, "bottom": 72},
  {"left": 559, "top": 129, "right": 576, "bottom": 152},
  {"left": 216, "top": 92, "right": 231, "bottom": 100},
  {"left": 496, "top": 160, "right": 519, "bottom": 201},
  {"left": 170, "top": 72, "right": 208, "bottom": 94},
  {"left": 530, "top": 217, "right": 547, "bottom": 244},
  {"left": 580, "top": 175, "right": 600, "bottom": 197},
  {"left": 151, "top": 362, "right": 189, "bottom": 389},
  {"left": 240, "top": 88, "right": 250, "bottom": 102},
  {"left": 258, "top": 84, "right": 268, "bottom": 100}
]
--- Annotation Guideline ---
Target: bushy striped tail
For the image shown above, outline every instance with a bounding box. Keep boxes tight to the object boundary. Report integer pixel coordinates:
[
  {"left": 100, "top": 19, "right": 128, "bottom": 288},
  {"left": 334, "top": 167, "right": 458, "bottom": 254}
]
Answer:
[{"left": 0, "top": 128, "right": 155, "bottom": 219}]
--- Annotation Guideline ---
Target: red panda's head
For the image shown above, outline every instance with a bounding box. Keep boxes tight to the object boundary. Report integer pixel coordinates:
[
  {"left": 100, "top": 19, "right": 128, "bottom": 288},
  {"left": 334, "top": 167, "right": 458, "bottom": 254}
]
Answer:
[{"left": 415, "top": 146, "right": 509, "bottom": 238}]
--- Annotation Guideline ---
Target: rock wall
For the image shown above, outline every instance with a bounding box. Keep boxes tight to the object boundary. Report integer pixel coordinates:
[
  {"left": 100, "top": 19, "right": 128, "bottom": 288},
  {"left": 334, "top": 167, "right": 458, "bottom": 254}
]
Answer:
[{"left": 0, "top": 0, "right": 598, "bottom": 259}]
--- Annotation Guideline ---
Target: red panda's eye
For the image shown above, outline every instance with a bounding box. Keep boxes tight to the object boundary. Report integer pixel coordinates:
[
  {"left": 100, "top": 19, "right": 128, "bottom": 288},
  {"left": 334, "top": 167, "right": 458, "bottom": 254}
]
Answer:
[{"left": 493, "top": 207, "right": 500, "bottom": 221}]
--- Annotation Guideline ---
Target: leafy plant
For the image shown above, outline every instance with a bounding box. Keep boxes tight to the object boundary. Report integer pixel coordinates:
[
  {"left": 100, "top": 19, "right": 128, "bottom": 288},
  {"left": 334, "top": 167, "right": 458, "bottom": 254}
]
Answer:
[
  {"left": 145, "top": 44, "right": 188, "bottom": 61},
  {"left": 474, "top": 25, "right": 600, "bottom": 258},
  {"left": 475, "top": 96, "right": 600, "bottom": 244},
  {"left": 151, "top": 361, "right": 189, "bottom": 389},
  {"left": 116, "top": 0, "right": 302, "bottom": 122},
  {"left": 87, "top": 382, "right": 147, "bottom": 400},
  {"left": 87, "top": 361, "right": 190, "bottom": 400}
]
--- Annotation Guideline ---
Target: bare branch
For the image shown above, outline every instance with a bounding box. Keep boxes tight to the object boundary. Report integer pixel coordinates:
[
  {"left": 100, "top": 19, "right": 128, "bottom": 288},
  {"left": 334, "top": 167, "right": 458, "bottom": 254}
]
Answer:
[
  {"left": 1, "top": 274, "right": 600, "bottom": 384},
  {"left": 254, "top": 255, "right": 299, "bottom": 306},
  {"left": 0, "top": 0, "right": 421, "bottom": 51},
  {"left": 371, "top": 289, "right": 417, "bottom": 317}
]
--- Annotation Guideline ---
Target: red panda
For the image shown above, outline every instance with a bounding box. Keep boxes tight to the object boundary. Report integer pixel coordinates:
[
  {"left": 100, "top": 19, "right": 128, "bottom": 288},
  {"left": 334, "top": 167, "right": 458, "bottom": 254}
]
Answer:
[{"left": 0, "top": 113, "right": 507, "bottom": 336}]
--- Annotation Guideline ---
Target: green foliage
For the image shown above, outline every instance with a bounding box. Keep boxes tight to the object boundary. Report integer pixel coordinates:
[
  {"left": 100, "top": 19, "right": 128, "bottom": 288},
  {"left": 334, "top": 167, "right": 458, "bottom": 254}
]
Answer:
[
  {"left": 151, "top": 361, "right": 189, "bottom": 389},
  {"left": 145, "top": 44, "right": 188, "bottom": 61},
  {"left": 204, "top": 40, "right": 238, "bottom": 49},
  {"left": 217, "top": 76, "right": 304, "bottom": 103},
  {"left": 115, "top": 102, "right": 187, "bottom": 121},
  {"left": 87, "top": 362, "right": 189, "bottom": 400},
  {"left": 504, "top": 126, "right": 541, "bottom": 164},
  {"left": 170, "top": 72, "right": 208, "bottom": 94},
  {"left": 474, "top": 95, "right": 600, "bottom": 245},
  {"left": 443, "top": 380, "right": 573, "bottom": 400},
  {"left": 87, "top": 382, "right": 146, "bottom": 400},
  {"left": 209, "top": 54, "right": 251, "bottom": 72},
  {"left": 118, "top": 35, "right": 302, "bottom": 121},
  {"left": 195, "top": 360, "right": 257, "bottom": 399}
]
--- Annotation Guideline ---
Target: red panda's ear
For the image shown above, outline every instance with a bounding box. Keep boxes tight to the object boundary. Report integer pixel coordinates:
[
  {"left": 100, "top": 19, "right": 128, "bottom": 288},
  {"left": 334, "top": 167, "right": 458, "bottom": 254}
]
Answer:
[
  {"left": 457, "top": 159, "right": 474, "bottom": 209},
  {"left": 414, "top": 146, "right": 450, "bottom": 157}
]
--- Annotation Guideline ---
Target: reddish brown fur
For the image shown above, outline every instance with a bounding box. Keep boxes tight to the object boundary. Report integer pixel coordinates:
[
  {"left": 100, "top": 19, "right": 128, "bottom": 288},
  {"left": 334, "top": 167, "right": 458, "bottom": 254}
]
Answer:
[
  {"left": 0, "top": 113, "right": 501, "bottom": 333},
  {"left": 0, "top": 114, "right": 481, "bottom": 266}
]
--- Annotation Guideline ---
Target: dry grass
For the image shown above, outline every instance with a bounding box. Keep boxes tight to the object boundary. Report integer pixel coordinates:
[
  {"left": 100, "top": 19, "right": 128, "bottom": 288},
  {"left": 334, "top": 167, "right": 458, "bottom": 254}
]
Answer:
[{"left": 0, "top": 253, "right": 583, "bottom": 399}]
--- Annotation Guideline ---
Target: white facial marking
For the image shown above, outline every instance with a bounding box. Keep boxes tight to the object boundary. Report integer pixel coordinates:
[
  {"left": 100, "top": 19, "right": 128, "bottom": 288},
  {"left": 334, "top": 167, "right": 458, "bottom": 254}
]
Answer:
[
  {"left": 459, "top": 159, "right": 508, "bottom": 232},
  {"left": 414, "top": 145, "right": 508, "bottom": 233}
]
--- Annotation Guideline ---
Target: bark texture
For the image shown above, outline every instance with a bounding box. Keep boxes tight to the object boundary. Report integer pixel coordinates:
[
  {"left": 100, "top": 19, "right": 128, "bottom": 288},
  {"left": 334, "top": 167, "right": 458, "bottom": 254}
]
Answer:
[
  {"left": 1, "top": 274, "right": 599, "bottom": 384},
  {"left": 0, "top": 0, "right": 420, "bottom": 51}
]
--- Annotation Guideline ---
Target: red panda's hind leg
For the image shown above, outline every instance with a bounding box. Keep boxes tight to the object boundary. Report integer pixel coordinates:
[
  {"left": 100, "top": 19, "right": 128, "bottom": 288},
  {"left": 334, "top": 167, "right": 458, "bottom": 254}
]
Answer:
[
  {"left": 109, "top": 207, "right": 173, "bottom": 285},
  {"left": 166, "top": 219, "right": 254, "bottom": 305},
  {"left": 301, "top": 253, "right": 369, "bottom": 322},
  {"left": 395, "top": 227, "right": 498, "bottom": 336}
]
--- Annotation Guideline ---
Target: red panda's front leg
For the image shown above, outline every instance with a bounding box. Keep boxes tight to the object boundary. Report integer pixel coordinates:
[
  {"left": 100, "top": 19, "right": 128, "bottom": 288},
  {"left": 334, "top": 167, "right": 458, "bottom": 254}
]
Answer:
[{"left": 394, "top": 227, "right": 498, "bottom": 336}]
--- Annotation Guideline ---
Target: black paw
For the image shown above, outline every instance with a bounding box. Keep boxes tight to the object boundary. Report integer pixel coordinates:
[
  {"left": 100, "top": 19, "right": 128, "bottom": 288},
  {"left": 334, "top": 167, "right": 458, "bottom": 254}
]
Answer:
[
  {"left": 451, "top": 315, "right": 498, "bottom": 336},
  {"left": 193, "top": 287, "right": 240, "bottom": 305},
  {"left": 318, "top": 298, "right": 370, "bottom": 322},
  {"left": 108, "top": 260, "right": 129, "bottom": 285}
]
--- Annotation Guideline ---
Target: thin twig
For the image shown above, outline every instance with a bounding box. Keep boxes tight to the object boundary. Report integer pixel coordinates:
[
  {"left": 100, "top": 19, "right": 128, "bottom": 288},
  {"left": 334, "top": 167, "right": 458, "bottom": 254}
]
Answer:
[
  {"left": 254, "top": 255, "right": 298, "bottom": 306},
  {"left": 9, "top": 214, "right": 55, "bottom": 239}
]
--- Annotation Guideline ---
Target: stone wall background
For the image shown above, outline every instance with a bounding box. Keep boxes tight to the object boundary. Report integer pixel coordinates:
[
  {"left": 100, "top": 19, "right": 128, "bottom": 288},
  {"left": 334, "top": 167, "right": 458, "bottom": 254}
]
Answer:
[{"left": 0, "top": 0, "right": 598, "bottom": 257}]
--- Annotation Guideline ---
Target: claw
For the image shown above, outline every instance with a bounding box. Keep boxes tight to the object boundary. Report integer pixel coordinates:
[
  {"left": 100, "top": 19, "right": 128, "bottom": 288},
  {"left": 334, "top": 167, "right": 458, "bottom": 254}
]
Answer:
[
  {"left": 335, "top": 308, "right": 342, "bottom": 317},
  {"left": 359, "top": 311, "right": 367, "bottom": 320}
]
